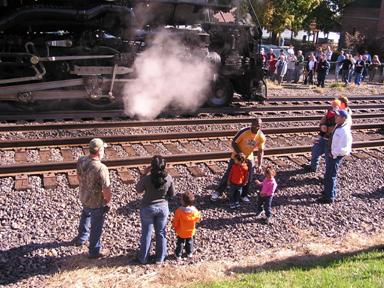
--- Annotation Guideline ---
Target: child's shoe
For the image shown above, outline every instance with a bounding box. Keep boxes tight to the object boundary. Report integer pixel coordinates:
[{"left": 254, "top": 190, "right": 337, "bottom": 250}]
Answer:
[
  {"left": 235, "top": 202, "right": 240, "bottom": 208},
  {"left": 176, "top": 256, "right": 182, "bottom": 262},
  {"left": 265, "top": 217, "right": 272, "bottom": 225},
  {"left": 230, "top": 203, "right": 236, "bottom": 209},
  {"left": 187, "top": 253, "right": 193, "bottom": 259}
]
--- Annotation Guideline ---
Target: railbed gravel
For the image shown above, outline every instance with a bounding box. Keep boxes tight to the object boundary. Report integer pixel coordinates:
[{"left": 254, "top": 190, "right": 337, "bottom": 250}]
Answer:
[{"left": 1, "top": 154, "right": 383, "bottom": 287}]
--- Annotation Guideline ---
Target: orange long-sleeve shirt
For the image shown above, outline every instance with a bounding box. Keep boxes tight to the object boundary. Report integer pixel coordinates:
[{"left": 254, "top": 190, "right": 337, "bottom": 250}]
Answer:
[{"left": 172, "top": 206, "right": 201, "bottom": 239}]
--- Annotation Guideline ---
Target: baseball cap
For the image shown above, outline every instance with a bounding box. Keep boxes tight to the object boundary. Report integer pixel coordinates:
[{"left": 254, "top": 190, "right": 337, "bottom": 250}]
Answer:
[
  {"left": 89, "top": 138, "right": 107, "bottom": 153},
  {"left": 335, "top": 109, "right": 348, "bottom": 118}
]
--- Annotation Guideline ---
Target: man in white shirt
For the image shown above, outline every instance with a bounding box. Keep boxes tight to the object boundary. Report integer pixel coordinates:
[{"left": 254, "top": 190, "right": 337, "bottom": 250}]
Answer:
[{"left": 318, "top": 109, "right": 352, "bottom": 204}]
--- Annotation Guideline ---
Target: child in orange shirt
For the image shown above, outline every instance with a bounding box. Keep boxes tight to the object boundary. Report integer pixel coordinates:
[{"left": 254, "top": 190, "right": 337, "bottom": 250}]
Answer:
[
  {"left": 227, "top": 153, "right": 249, "bottom": 209},
  {"left": 172, "top": 192, "right": 201, "bottom": 261}
]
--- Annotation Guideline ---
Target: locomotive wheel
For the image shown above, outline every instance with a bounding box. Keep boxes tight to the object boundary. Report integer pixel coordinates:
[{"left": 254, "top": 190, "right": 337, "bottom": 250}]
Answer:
[{"left": 206, "top": 77, "right": 234, "bottom": 107}]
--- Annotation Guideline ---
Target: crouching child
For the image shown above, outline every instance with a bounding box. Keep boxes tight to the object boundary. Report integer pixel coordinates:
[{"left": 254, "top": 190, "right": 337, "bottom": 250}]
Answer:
[{"left": 172, "top": 192, "right": 201, "bottom": 261}]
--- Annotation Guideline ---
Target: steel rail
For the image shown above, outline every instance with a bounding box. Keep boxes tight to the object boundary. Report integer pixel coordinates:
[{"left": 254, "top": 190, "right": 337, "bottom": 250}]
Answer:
[
  {"left": 1, "top": 103, "right": 384, "bottom": 121},
  {"left": 1, "top": 113, "right": 384, "bottom": 132},
  {"left": 0, "top": 140, "right": 383, "bottom": 176},
  {"left": 0, "top": 123, "right": 382, "bottom": 149},
  {"left": 261, "top": 95, "right": 384, "bottom": 102}
]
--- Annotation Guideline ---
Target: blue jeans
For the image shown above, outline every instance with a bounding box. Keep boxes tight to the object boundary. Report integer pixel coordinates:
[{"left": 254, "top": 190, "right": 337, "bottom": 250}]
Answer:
[
  {"left": 228, "top": 184, "right": 243, "bottom": 204},
  {"left": 354, "top": 73, "right": 362, "bottom": 85},
  {"left": 310, "top": 137, "right": 329, "bottom": 171},
  {"left": 256, "top": 195, "right": 273, "bottom": 218},
  {"left": 77, "top": 206, "right": 106, "bottom": 256},
  {"left": 139, "top": 203, "right": 169, "bottom": 264},
  {"left": 323, "top": 155, "right": 343, "bottom": 200},
  {"left": 217, "top": 158, "right": 254, "bottom": 197}
]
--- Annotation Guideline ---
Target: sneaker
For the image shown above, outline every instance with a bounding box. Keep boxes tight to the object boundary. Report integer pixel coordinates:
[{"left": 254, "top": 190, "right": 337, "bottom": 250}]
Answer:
[
  {"left": 211, "top": 191, "right": 220, "bottom": 202},
  {"left": 176, "top": 256, "right": 182, "bottom": 262},
  {"left": 230, "top": 203, "right": 236, "bottom": 209},
  {"left": 88, "top": 249, "right": 109, "bottom": 259},
  {"left": 264, "top": 217, "right": 273, "bottom": 225},
  {"left": 317, "top": 197, "right": 334, "bottom": 204},
  {"left": 241, "top": 196, "right": 250, "bottom": 203},
  {"left": 72, "top": 237, "right": 86, "bottom": 247},
  {"left": 235, "top": 202, "right": 240, "bottom": 208},
  {"left": 255, "top": 210, "right": 262, "bottom": 217},
  {"left": 187, "top": 254, "right": 193, "bottom": 259}
]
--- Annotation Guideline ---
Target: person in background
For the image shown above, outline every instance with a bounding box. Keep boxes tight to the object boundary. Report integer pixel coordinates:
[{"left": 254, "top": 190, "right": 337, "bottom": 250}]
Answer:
[
  {"left": 304, "top": 53, "right": 317, "bottom": 85},
  {"left": 275, "top": 54, "right": 288, "bottom": 85},
  {"left": 286, "top": 51, "right": 297, "bottom": 83},
  {"left": 211, "top": 118, "right": 266, "bottom": 203},
  {"left": 304, "top": 100, "right": 341, "bottom": 172},
  {"left": 341, "top": 54, "right": 353, "bottom": 85},
  {"left": 369, "top": 55, "right": 381, "bottom": 82},
  {"left": 316, "top": 53, "right": 330, "bottom": 88},
  {"left": 293, "top": 50, "right": 304, "bottom": 83},
  {"left": 362, "top": 54, "right": 370, "bottom": 82},
  {"left": 354, "top": 54, "right": 365, "bottom": 85},
  {"left": 335, "top": 50, "right": 345, "bottom": 82},
  {"left": 266, "top": 48, "right": 276, "bottom": 79},
  {"left": 260, "top": 47, "right": 267, "bottom": 67},
  {"left": 255, "top": 166, "right": 277, "bottom": 224},
  {"left": 227, "top": 153, "right": 249, "bottom": 209},
  {"left": 136, "top": 155, "right": 175, "bottom": 264},
  {"left": 325, "top": 46, "right": 333, "bottom": 62},
  {"left": 172, "top": 192, "right": 201, "bottom": 261},
  {"left": 348, "top": 54, "right": 356, "bottom": 83},
  {"left": 287, "top": 44, "right": 295, "bottom": 56},
  {"left": 314, "top": 46, "right": 322, "bottom": 61},
  {"left": 74, "top": 138, "right": 111, "bottom": 259},
  {"left": 318, "top": 110, "right": 352, "bottom": 204},
  {"left": 364, "top": 50, "right": 372, "bottom": 62}
]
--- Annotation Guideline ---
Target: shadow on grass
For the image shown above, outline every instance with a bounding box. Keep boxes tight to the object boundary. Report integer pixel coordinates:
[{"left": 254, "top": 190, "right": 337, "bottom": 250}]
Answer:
[{"left": 228, "top": 244, "right": 384, "bottom": 275}]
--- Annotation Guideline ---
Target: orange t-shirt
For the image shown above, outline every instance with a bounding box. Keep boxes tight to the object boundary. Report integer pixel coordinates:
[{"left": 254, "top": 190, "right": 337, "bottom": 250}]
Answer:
[{"left": 228, "top": 162, "right": 249, "bottom": 185}]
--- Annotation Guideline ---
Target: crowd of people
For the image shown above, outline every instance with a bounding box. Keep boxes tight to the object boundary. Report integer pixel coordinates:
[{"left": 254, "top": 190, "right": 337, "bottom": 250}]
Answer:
[
  {"left": 261, "top": 45, "right": 382, "bottom": 87},
  {"left": 72, "top": 98, "right": 353, "bottom": 263}
]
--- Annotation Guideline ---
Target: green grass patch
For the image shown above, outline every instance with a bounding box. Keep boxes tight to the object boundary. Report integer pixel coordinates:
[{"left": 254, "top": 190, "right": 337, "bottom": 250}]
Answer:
[{"left": 193, "top": 248, "right": 384, "bottom": 288}]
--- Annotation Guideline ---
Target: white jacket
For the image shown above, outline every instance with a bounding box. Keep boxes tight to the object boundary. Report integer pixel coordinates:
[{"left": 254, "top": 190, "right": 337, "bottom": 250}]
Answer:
[{"left": 331, "top": 123, "right": 352, "bottom": 158}]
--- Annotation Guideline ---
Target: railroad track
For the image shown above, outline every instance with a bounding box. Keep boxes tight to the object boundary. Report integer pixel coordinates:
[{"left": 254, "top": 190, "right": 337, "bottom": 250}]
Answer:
[
  {"left": 0, "top": 112, "right": 383, "bottom": 132},
  {"left": 1, "top": 101, "right": 384, "bottom": 122},
  {"left": 1, "top": 123, "right": 383, "bottom": 189}
]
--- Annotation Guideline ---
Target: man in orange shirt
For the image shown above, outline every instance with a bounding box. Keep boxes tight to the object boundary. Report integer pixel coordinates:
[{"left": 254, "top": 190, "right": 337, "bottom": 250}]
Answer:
[
  {"left": 211, "top": 118, "right": 266, "bottom": 202},
  {"left": 172, "top": 192, "right": 201, "bottom": 261}
]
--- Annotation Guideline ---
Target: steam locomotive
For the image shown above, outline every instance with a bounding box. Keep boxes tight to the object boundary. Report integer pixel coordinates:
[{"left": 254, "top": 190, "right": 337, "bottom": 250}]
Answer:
[{"left": 0, "top": 0, "right": 266, "bottom": 108}]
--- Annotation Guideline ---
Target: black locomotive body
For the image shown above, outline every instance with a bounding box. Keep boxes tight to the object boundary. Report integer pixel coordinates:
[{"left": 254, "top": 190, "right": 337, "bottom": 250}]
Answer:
[{"left": 0, "top": 0, "right": 266, "bottom": 107}]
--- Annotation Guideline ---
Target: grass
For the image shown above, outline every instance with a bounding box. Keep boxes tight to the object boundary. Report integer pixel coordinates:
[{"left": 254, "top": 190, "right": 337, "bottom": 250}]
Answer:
[{"left": 192, "top": 248, "right": 384, "bottom": 288}]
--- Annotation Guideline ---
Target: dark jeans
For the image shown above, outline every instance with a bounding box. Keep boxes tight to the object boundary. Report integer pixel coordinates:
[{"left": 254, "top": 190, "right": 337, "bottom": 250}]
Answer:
[
  {"left": 304, "top": 70, "right": 314, "bottom": 85},
  {"left": 317, "top": 72, "right": 326, "bottom": 87},
  {"left": 216, "top": 158, "right": 254, "bottom": 198},
  {"left": 341, "top": 69, "right": 349, "bottom": 84},
  {"left": 256, "top": 195, "right": 273, "bottom": 218},
  {"left": 77, "top": 206, "right": 106, "bottom": 256},
  {"left": 323, "top": 155, "right": 343, "bottom": 200},
  {"left": 139, "top": 202, "right": 169, "bottom": 264},
  {"left": 310, "top": 137, "right": 329, "bottom": 171},
  {"left": 229, "top": 184, "right": 243, "bottom": 204},
  {"left": 175, "top": 237, "right": 194, "bottom": 257}
]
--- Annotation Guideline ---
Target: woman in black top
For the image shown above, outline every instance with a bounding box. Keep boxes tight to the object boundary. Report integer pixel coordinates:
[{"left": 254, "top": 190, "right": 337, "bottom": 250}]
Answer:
[{"left": 136, "top": 155, "right": 175, "bottom": 264}]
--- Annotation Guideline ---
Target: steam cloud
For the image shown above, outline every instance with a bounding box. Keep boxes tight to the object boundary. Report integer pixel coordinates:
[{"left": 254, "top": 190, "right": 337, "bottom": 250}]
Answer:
[{"left": 123, "top": 31, "right": 214, "bottom": 120}]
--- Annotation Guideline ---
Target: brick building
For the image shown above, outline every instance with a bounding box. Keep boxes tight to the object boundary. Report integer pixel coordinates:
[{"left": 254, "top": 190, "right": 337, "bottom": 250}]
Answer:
[{"left": 340, "top": 0, "right": 384, "bottom": 52}]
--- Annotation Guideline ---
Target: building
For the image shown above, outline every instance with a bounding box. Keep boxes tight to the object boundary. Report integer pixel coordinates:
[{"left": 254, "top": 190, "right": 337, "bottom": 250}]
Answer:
[{"left": 340, "top": 0, "right": 384, "bottom": 52}]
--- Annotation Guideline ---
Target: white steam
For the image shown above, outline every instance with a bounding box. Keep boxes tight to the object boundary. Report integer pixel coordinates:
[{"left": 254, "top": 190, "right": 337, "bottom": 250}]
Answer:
[{"left": 123, "top": 31, "right": 214, "bottom": 120}]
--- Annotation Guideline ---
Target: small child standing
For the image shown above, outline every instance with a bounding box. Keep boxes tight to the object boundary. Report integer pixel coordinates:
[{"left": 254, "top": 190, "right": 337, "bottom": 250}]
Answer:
[
  {"left": 255, "top": 166, "right": 277, "bottom": 224},
  {"left": 227, "top": 153, "right": 249, "bottom": 209},
  {"left": 172, "top": 192, "right": 201, "bottom": 261}
]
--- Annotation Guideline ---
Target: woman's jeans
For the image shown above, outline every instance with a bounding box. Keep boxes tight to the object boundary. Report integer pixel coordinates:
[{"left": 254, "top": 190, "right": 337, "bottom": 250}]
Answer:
[{"left": 139, "top": 203, "right": 169, "bottom": 264}]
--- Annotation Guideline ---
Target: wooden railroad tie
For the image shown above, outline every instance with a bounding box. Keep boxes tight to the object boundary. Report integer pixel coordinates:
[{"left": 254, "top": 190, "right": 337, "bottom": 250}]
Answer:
[
  {"left": 14, "top": 149, "right": 27, "bottom": 163},
  {"left": 43, "top": 172, "right": 57, "bottom": 189},
  {"left": 67, "top": 170, "right": 79, "bottom": 188},
  {"left": 60, "top": 147, "right": 74, "bottom": 162},
  {"left": 186, "top": 164, "right": 206, "bottom": 177},
  {"left": 39, "top": 148, "right": 51, "bottom": 163},
  {"left": 116, "top": 167, "right": 135, "bottom": 184},
  {"left": 14, "top": 174, "right": 31, "bottom": 191}
]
